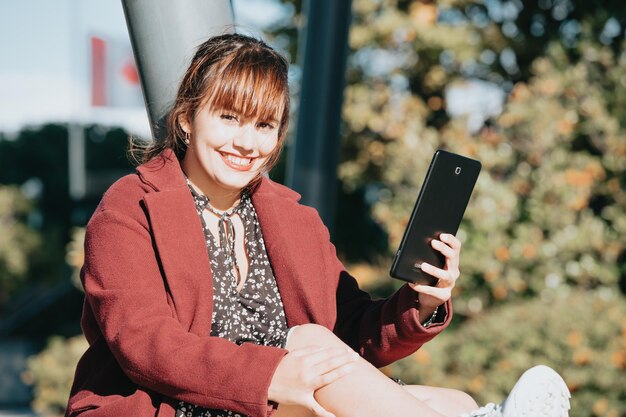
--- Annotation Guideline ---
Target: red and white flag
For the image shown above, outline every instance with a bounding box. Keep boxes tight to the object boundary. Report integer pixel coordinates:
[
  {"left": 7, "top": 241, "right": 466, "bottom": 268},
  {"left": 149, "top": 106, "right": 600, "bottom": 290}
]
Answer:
[{"left": 90, "top": 35, "right": 143, "bottom": 108}]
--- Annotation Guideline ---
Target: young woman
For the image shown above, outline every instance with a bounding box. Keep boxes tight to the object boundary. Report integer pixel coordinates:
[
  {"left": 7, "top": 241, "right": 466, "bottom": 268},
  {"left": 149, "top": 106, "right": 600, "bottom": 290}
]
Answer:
[{"left": 65, "top": 33, "right": 570, "bottom": 417}]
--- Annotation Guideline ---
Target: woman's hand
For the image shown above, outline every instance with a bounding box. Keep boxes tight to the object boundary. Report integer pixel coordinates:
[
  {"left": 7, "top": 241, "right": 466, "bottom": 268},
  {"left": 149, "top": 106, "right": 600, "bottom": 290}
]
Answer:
[
  {"left": 268, "top": 345, "right": 358, "bottom": 417},
  {"left": 408, "top": 233, "right": 462, "bottom": 311}
]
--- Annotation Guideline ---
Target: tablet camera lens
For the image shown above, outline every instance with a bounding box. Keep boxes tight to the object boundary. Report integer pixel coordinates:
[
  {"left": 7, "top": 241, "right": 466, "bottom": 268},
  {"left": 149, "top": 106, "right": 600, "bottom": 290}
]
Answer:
[{"left": 454, "top": 166, "right": 461, "bottom": 175}]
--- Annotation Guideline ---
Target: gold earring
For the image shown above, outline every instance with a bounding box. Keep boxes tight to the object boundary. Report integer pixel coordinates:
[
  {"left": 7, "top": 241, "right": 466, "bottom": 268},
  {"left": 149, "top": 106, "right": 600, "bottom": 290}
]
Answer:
[{"left": 184, "top": 132, "right": 190, "bottom": 145}]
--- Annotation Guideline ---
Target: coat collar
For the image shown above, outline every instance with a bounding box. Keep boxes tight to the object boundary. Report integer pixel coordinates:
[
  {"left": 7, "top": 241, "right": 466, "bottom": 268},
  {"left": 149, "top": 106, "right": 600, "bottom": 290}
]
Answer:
[
  {"left": 135, "top": 149, "right": 328, "bottom": 329},
  {"left": 136, "top": 148, "right": 302, "bottom": 202},
  {"left": 136, "top": 149, "right": 188, "bottom": 192}
]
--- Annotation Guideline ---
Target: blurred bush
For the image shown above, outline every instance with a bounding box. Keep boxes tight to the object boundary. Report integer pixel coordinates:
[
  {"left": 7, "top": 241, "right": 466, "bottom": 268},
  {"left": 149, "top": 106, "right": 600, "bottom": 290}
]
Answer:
[
  {"left": 22, "top": 335, "right": 88, "bottom": 417},
  {"left": 19, "top": 228, "right": 87, "bottom": 415},
  {"left": 0, "top": 185, "right": 41, "bottom": 307},
  {"left": 341, "top": 0, "right": 626, "bottom": 319},
  {"left": 387, "top": 289, "right": 626, "bottom": 417},
  {"left": 65, "top": 227, "right": 85, "bottom": 292},
  {"left": 440, "top": 40, "right": 626, "bottom": 315}
]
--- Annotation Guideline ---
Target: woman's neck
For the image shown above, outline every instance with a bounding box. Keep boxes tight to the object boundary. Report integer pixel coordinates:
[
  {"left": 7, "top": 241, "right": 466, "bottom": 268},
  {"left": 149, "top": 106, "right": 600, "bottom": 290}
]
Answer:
[{"left": 182, "top": 169, "right": 242, "bottom": 212}]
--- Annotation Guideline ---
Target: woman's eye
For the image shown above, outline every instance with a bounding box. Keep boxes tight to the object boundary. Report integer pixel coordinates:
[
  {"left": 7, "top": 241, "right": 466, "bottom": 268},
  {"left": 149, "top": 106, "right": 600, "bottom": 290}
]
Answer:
[
  {"left": 221, "top": 114, "right": 238, "bottom": 122},
  {"left": 257, "top": 122, "right": 275, "bottom": 130}
]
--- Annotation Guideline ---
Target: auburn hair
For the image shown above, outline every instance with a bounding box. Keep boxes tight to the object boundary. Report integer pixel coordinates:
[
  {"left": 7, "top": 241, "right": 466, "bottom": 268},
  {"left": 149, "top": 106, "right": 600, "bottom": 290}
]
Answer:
[{"left": 130, "top": 33, "right": 290, "bottom": 180}]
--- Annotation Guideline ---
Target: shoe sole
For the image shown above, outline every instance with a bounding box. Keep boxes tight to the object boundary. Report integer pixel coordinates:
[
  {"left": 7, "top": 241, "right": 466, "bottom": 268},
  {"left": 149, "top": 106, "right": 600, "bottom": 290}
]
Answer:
[{"left": 502, "top": 365, "right": 571, "bottom": 417}]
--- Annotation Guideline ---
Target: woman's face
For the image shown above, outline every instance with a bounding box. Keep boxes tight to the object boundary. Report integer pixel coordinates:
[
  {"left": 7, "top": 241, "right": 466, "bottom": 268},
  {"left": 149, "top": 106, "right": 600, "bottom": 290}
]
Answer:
[{"left": 181, "top": 101, "right": 280, "bottom": 194}]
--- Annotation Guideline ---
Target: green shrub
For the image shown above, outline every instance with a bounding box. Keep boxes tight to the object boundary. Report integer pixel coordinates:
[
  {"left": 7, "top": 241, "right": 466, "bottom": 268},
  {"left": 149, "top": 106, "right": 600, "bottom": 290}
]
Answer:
[
  {"left": 0, "top": 185, "right": 41, "bottom": 307},
  {"left": 23, "top": 335, "right": 88, "bottom": 417},
  {"left": 65, "top": 227, "right": 85, "bottom": 292},
  {"left": 341, "top": 0, "right": 626, "bottom": 316},
  {"left": 388, "top": 289, "right": 626, "bottom": 417}
]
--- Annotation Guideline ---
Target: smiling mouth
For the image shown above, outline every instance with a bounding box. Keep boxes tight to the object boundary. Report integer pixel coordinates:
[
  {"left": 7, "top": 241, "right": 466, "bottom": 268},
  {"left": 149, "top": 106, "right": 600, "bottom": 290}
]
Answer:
[{"left": 219, "top": 152, "right": 255, "bottom": 172}]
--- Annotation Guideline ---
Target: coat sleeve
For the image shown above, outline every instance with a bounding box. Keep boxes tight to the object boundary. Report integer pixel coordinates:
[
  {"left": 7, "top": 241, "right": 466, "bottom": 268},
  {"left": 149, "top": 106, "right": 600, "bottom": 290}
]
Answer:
[
  {"left": 316, "top": 220, "right": 452, "bottom": 368},
  {"left": 81, "top": 208, "right": 287, "bottom": 417}
]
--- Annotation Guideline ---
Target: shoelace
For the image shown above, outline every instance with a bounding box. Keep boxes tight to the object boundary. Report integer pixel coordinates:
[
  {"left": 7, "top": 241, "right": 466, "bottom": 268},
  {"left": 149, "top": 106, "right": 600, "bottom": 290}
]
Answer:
[{"left": 459, "top": 403, "right": 503, "bottom": 417}]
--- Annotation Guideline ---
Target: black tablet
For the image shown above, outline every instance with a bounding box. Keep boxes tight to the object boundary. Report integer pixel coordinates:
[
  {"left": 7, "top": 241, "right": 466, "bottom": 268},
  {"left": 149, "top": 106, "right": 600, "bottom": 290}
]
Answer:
[{"left": 389, "top": 149, "right": 481, "bottom": 285}]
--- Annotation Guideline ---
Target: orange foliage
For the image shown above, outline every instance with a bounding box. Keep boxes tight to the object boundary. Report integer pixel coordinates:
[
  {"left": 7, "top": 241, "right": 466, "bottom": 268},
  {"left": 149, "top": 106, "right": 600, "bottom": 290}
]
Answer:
[
  {"left": 410, "top": 2, "right": 438, "bottom": 26},
  {"left": 495, "top": 246, "right": 510, "bottom": 261},
  {"left": 566, "top": 331, "right": 582, "bottom": 347}
]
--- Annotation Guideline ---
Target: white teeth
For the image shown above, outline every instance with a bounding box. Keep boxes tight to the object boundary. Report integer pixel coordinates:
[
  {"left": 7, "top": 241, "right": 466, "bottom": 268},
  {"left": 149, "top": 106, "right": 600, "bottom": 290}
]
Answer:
[{"left": 223, "top": 153, "right": 252, "bottom": 166}]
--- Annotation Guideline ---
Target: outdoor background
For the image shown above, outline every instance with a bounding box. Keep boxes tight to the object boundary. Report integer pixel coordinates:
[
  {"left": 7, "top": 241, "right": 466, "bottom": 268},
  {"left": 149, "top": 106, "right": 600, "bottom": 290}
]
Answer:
[{"left": 1, "top": 1, "right": 625, "bottom": 417}]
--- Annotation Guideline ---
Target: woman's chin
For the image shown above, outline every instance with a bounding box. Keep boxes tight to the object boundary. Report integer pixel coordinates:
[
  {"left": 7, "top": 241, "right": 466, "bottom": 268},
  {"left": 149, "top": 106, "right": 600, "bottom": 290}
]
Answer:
[{"left": 216, "top": 172, "right": 258, "bottom": 191}]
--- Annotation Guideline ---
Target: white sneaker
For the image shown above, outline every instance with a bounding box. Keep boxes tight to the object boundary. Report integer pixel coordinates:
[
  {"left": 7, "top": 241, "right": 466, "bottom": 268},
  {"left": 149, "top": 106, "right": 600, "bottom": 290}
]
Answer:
[
  {"left": 459, "top": 402, "right": 503, "bottom": 417},
  {"left": 459, "top": 365, "right": 571, "bottom": 417},
  {"left": 501, "top": 365, "right": 571, "bottom": 417}
]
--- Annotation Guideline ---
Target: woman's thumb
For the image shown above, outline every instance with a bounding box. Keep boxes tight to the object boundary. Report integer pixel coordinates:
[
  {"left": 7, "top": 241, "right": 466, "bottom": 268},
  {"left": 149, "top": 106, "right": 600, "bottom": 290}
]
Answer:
[{"left": 307, "top": 397, "right": 335, "bottom": 417}]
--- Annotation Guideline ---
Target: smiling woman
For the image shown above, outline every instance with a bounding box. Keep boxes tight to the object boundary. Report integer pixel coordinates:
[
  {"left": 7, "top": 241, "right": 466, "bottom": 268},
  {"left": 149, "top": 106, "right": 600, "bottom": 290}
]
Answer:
[
  {"left": 179, "top": 104, "right": 280, "bottom": 210},
  {"left": 65, "top": 33, "right": 570, "bottom": 417},
  {"left": 131, "top": 33, "right": 289, "bottom": 186}
]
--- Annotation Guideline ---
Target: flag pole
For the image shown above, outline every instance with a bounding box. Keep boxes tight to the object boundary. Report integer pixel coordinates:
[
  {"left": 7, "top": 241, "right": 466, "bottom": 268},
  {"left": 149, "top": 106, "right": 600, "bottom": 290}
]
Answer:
[
  {"left": 69, "top": 0, "right": 86, "bottom": 201},
  {"left": 68, "top": 123, "right": 86, "bottom": 200}
]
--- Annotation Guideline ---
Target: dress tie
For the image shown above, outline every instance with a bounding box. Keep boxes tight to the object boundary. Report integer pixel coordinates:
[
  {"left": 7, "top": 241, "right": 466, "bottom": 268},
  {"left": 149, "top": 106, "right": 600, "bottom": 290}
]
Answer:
[
  {"left": 202, "top": 199, "right": 245, "bottom": 281},
  {"left": 183, "top": 174, "right": 246, "bottom": 284}
]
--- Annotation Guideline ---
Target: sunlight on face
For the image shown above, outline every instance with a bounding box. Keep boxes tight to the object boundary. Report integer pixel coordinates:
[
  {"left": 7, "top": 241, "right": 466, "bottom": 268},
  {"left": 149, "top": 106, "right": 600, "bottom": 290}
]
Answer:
[{"left": 181, "top": 102, "right": 280, "bottom": 196}]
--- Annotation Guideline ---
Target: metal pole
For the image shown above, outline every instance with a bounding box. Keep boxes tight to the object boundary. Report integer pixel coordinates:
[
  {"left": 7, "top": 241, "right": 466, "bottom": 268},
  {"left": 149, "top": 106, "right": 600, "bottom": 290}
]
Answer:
[
  {"left": 121, "top": 0, "right": 234, "bottom": 141},
  {"left": 68, "top": 0, "right": 86, "bottom": 200},
  {"left": 68, "top": 124, "right": 86, "bottom": 200},
  {"left": 286, "top": 0, "right": 352, "bottom": 234}
]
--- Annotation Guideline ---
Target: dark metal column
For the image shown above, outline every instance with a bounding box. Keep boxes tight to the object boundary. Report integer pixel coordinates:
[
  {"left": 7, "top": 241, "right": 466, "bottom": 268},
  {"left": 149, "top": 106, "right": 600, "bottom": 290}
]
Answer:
[
  {"left": 286, "top": 0, "right": 352, "bottom": 234},
  {"left": 121, "top": 0, "right": 234, "bottom": 141}
]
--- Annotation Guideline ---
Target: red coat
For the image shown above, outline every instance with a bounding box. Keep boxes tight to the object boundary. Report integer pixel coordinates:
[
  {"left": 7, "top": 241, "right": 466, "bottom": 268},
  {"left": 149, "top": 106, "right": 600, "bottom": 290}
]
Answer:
[{"left": 66, "top": 149, "right": 452, "bottom": 417}]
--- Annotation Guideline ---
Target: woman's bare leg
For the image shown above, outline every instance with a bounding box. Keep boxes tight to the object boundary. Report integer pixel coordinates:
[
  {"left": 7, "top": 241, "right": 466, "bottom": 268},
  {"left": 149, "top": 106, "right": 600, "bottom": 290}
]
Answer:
[
  {"left": 274, "top": 384, "right": 477, "bottom": 417},
  {"left": 274, "top": 324, "right": 470, "bottom": 417},
  {"left": 403, "top": 385, "right": 479, "bottom": 417}
]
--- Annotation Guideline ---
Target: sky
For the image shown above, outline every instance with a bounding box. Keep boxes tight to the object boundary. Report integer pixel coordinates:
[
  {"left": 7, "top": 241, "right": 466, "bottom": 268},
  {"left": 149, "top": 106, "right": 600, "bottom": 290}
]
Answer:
[
  {"left": 0, "top": 0, "right": 288, "bottom": 138},
  {"left": 0, "top": 0, "right": 499, "bottom": 139}
]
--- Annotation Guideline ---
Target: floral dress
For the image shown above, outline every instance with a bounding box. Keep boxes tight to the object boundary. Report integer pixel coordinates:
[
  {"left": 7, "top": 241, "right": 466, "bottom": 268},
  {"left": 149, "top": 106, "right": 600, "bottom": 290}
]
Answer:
[{"left": 176, "top": 183, "right": 289, "bottom": 417}]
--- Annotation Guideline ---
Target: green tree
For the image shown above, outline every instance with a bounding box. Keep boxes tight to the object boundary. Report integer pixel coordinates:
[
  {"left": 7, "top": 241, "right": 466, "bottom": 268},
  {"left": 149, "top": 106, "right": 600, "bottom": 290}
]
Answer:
[
  {"left": 444, "top": 39, "right": 626, "bottom": 314},
  {"left": 0, "top": 186, "right": 41, "bottom": 307},
  {"left": 0, "top": 123, "right": 134, "bottom": 294},
  {"left": 23, "top": 335, "right": 88, "bottom": 417},
  {"left": 388, "top": 289, "right": 626, "bottom": 417},
  {"left": 338, "top": 0, "right": 625, "bottom": 310}
]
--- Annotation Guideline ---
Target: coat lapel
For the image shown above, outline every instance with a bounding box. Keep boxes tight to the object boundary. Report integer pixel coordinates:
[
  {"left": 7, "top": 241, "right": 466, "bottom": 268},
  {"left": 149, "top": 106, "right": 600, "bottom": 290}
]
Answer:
[
  {"left": 138, "top": 152, "right": 214, "bottom": 335},
  {"left": 252, "top": 182, "right": 332, "bottom": 328},
  {"left": 136, "top": 151, "right": 332, "bottom": 332}
]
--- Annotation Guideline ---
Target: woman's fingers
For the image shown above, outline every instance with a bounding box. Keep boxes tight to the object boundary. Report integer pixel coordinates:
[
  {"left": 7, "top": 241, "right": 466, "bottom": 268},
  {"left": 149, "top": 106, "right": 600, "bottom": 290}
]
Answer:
[
  {"left": 409, "top": 234, "right": 462, "bottom": 309},
  {"left": 419, "top": 262, "right": 458, "bottom": 283},
  {"left": 270, "top": 344, "right": 358, "bottom": 408},
  {"left": 431, "top": 234, "right": 461, "bottom": 272},
  {"left": 430, "top": 238, "right": 455, "bottom": 258},
  {"left": 313, "top": 361, "right": 356, "bottom": 388},
  {"left": 411, "top": 283, "right": 450, "bottom": 301},
  {"left": 288, "top": 346, "right": 358, "bottom": 388},
  {"left": 440, "top": 233, "right": 461, "bottom": 249},
  {"left": 290, "top": 345, "right": 337, "bottom": 357},
  {"left": 310, "top": 349, "right": 358, "bottom": 375},
  {"left": 292, "top": 346, "right": 356, "bottom": 365}
]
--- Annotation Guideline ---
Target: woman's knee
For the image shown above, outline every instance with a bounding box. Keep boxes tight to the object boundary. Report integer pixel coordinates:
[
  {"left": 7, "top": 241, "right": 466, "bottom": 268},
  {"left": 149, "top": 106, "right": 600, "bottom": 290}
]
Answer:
[
  {"left": 447, "top": 389, "right": 479, "bottom": 411},
  {"left": 286, "top": 324, "right": 346, "bottom": 350},
  {"left": 433, "top": 388, "right": 478, "bottom": 413}
]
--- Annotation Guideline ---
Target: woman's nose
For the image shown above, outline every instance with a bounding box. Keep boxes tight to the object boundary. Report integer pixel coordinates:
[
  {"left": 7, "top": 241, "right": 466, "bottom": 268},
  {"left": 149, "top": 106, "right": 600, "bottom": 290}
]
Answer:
[{"left": 233, "top": 124, "right": 255, "bottom": 151}]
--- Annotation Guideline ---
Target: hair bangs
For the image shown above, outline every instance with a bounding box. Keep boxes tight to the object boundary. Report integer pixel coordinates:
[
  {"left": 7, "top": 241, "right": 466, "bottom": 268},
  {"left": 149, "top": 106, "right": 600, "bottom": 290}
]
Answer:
[{"left": 207, "top": 56, "right": 287, "bottom": 125}]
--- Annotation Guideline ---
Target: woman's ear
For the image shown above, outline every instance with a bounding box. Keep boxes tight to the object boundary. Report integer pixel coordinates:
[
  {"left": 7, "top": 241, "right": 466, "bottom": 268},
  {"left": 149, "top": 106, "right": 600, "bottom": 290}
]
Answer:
[{"left": 178, "top": 113, "right": 191, "bottom": 134}]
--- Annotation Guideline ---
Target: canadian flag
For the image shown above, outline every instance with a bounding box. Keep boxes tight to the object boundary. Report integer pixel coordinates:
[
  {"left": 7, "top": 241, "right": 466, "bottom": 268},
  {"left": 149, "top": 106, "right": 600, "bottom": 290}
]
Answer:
[{"left": 90, "top": 35, "right": 144, "bottom": 108}]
